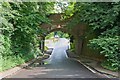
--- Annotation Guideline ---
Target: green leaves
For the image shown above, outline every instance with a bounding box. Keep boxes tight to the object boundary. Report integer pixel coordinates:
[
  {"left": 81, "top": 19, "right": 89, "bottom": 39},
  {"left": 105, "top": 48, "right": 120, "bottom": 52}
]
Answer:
[
  {"left": 0, "top": 2, "right": 54, "bottom": 71},
  {"left": 88, "top": 36, "right": 119, "bottom": 71},
  {"left": 63, "top": 2, "right": 75, "bottom": 19},
  {"left": 64, "top": 2, "right": 120, "bottom": 71}
]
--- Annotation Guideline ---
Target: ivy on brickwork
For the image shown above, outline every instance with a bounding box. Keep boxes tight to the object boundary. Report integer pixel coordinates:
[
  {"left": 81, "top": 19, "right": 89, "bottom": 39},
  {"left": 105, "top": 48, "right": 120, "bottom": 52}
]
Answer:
[
  {"left": 64, "top": 2, "right": 120, "bottom": 71},
  {"left": 0, "top": 2, "right": 119, "bottom": 72}
]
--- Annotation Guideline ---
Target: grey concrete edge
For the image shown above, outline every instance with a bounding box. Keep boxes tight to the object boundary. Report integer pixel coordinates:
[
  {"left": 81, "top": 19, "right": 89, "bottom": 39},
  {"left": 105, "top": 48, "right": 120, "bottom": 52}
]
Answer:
[
  {"left": 0, "top": 56, "right": 43, "bottom": 79},
  {"left": 80, "top": 61, "right": 119, "bottom": 78},
  {"left": 69, "top": 57, "right": 119, "bottom": 78}
]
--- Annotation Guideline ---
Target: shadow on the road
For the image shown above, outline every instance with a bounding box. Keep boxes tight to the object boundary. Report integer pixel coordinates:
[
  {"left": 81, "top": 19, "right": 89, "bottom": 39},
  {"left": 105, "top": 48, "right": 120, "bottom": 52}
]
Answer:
[{"left": 23, "top": 58, "right": 107, "bottom": 78}]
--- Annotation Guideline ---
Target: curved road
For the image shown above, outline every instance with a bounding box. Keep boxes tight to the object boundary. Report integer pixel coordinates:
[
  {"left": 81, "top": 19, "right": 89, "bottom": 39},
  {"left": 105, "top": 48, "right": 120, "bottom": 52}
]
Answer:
[{"left": 6, "top": 38, "right": 110, "bottom": 79}]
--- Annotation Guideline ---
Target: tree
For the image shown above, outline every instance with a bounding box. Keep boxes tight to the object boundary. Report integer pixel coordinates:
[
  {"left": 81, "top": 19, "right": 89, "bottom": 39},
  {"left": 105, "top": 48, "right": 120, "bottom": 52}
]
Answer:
[
  {"left": 0, "top": 2, "right": 54, "bottom": 71},
  {"left": 64, "top": 2, "right": 120, "bottom": 71}
]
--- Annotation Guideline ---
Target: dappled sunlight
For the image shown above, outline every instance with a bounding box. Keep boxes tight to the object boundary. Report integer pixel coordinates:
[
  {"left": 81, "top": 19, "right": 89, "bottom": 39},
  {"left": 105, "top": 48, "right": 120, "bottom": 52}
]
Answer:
[{"left": 1, "top": 2, "right": 119, "bottom": 79}]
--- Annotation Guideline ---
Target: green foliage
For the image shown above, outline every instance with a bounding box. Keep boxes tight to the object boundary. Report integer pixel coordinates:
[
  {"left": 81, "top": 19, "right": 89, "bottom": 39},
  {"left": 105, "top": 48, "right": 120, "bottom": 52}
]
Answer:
[
  {"left": 1, "top": 1, "right": 119, "bottom": 72},
  {"left": 62, "top": 2, "right": 75, "bottom": 19},
  {"left": 0, "top": 2, "right": 54, "bottom": 71},
  {"left": 44, "top": 46, "right": 48, "bottom": 51},
  {"left": 56, "top": 31, "right": 69, "bottom": 38},
  {"left": 88, "top": 36, "right": 119, "bottom": 71},
  {"left": 45, "top": 31, "right": 69, "bottom": 39},
  {"left": 45, "top": 32, "right": 54, "bottom": 39},
  {"left": 70, "top": 41, "right": 75, "bottom": 52},
  {"left": 64, "top": 2, "right": 120, "bottom": 71},
  {"left": 1, "top": 53, "right": 34, "bottom": 72}
]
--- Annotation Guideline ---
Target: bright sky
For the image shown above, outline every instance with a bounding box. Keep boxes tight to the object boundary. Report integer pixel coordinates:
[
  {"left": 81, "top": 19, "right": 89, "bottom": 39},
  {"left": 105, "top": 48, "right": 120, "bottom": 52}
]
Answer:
[{"left": 54, "top": 2, "right": 69, "bottom": 13}]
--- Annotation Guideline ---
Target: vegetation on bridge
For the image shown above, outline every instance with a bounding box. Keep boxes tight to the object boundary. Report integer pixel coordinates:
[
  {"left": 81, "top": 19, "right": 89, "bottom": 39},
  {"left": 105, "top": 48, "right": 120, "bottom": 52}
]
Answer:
[
  {"left": 64, "top": 2, "right": 119, "bottom": 71},
  {"left": 0, "top": 2, "right": 119, "bottom": 71}
]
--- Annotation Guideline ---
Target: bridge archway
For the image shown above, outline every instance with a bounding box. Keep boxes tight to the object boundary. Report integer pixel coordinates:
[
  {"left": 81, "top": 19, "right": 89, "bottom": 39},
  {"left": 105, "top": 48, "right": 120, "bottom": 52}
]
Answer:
[
  {"left": 40, "top": 27, "right": 74, "bottom": 54},
  {"left": 40, "top": 14, "right": 86, "bottom": 55}
]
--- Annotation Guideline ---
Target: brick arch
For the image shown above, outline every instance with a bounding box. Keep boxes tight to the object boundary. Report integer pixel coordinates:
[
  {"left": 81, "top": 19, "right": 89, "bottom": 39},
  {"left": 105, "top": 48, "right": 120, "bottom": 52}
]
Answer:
[
  {"left": 40, "top": 14, "right": 86, "bottom": 38},
  {"left": 40, "top": 13, "right": 86, "bottom": 55},
  {"left": 48, "top": 28, "right": 67, "bottom": 34},
  {"left": 45, "top": 28, "right": 72, "bottom": 37},
  {"left": 39, "top": 13, "right": 105, "bottom": 61}
]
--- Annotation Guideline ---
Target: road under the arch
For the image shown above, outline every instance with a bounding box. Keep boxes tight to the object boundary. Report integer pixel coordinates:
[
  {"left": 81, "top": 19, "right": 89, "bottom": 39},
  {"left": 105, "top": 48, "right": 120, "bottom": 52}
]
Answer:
[{"left": 7, "top": 38, "right": 105, "bottom": 78}]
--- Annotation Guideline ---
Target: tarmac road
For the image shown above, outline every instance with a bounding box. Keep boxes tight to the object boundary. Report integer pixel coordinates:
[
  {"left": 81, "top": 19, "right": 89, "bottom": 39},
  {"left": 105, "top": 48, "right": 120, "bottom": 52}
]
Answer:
[{"left": 5, "top": 38, "right": 118, "bottom": 80}]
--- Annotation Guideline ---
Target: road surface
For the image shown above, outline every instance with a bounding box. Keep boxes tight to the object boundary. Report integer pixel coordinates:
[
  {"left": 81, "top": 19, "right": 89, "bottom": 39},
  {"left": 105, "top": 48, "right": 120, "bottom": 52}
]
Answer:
[{"left": 6, "top": 38, "right": 109, "bottom": 79}]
